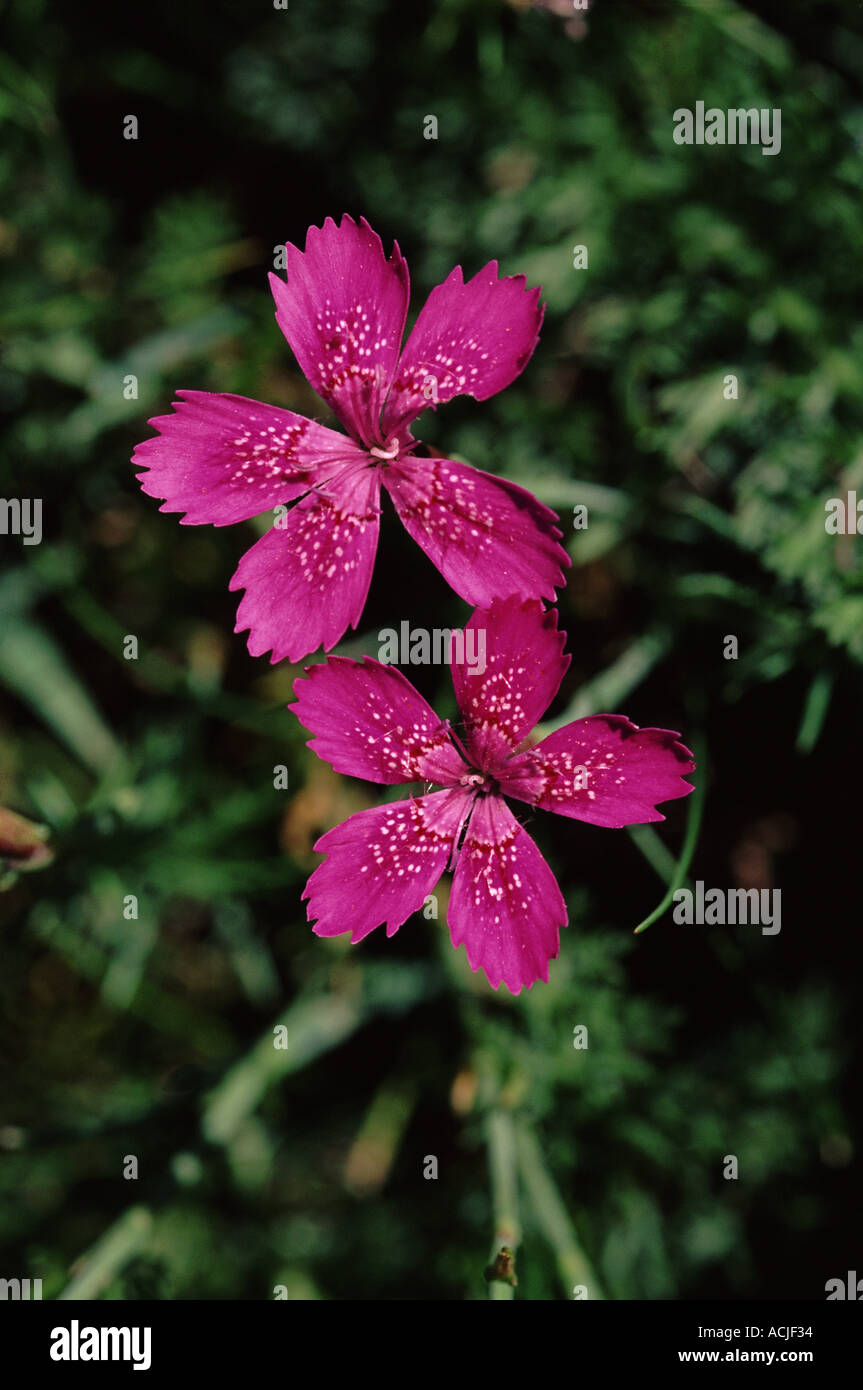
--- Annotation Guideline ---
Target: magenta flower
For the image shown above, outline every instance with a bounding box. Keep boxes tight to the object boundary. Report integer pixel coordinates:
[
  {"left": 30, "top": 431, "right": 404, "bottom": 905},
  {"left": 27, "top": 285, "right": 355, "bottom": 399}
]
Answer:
[
  {"left": 292, "top": 598, "right": 696, "bottom": 993},
  {"left": 133, "top": 215, "right": 569, "bottom": 663}
]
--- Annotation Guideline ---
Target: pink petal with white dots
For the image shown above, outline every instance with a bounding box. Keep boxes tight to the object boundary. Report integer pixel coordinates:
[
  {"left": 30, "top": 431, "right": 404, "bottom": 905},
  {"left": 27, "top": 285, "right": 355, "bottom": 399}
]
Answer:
[
  {"left": 291, "top": 656, "right": 469, "bottom": 786},
  {"left": 451, "top": 598, "right": 569, "bottom": 770},
  {"left": 383, "top": 458, "right": 568, "bottom": 612},
  {"left": 448, "top": 794, "right": 566, "bottom": 994},
  {"left": 305, "top": 788, "right": 468, "bottom": 943},
  {"left": 269, "top": 215, "right": 409, "bottom": 447},
  {"left": 133, "top": 391, "right": 365, "bottom": 526},
  {"left": 381, "top": 262, "right": 543, "bottom": 436},
  {"left": 506, "top": 715, "right": 696, "bottom": 827},
  {"left": 230, "top": 466, "right": 381, "bottom": 664}
]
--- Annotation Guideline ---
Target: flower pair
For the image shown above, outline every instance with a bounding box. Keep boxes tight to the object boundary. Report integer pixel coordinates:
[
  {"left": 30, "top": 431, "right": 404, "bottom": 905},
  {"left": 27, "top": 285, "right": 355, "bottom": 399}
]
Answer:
[{"left": 134, "top": 215, "right": 695, "bottom": 990}]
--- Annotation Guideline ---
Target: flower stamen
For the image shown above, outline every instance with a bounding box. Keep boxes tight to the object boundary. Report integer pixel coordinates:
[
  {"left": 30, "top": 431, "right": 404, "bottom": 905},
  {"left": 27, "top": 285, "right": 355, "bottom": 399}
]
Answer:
[{"left": 369, "top": 439, "right": 400, "bottom": 461}]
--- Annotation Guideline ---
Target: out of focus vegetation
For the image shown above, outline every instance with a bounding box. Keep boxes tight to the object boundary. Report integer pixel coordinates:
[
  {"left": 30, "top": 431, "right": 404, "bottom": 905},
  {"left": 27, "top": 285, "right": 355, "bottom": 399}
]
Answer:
[{"left": 0, "top": 0, "right": 861, "bottom": 1299}]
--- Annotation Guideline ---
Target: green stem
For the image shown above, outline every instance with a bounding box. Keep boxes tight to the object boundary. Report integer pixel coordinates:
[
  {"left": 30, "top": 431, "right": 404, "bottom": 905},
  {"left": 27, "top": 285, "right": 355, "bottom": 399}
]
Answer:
[
  {"left": 516, "top": 1121, "right": 605, "bottom": 1300},
  {"left": 796, "top": 669, "right": 833, "bottom": 754},
  {"left": 58, "top": 1207, "right": 152, "bottom": 1300},
  {"left": 631, "top": 735, "right": 706, "bottom": 934},
  {"left": 485, "top": 1108, "right": 520, "bottom": 1300},
  {"left": 202, "top": 995, "right": 363, "bottom": 1146}
]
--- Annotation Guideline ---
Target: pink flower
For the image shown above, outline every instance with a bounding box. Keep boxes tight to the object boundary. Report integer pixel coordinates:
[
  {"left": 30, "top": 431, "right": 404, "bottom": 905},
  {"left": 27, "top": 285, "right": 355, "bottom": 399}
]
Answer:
[
  {"left": 292, "top": 598, "right": 696, "bottom": 993},
  {"left": 133, "top": 215, "right": 569, "bottom": 663}
]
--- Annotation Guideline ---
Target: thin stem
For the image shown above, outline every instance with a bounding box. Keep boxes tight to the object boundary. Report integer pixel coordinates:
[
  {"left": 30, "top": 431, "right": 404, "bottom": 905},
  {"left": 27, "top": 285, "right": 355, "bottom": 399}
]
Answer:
[
  {"left": 485, "top": 1108, "right": 520, "bottom": 1300},
  {"left": 627, "top": 823, "right": 677, "bottom": 884},
  {"left": 57, "top": 1207, "right": 152, "bottom": 1300},
  {"left": 516, "top": 1120, "right": 605, "bottom": 1301},
  {"left": 796, "top": 669, "right": 833, "bottom": 754},
  {"left": 202, "top": 995, "right": 362, "bottom": 1146},
  {"left": 631, "top": 734, "right": 706, "bottom": 934}
]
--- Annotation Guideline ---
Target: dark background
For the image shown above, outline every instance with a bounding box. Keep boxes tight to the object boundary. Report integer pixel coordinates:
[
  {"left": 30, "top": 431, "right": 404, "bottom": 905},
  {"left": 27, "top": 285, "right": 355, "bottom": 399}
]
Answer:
[{"left": 1, "top": 0, "right": 861, "bottom": 1299}]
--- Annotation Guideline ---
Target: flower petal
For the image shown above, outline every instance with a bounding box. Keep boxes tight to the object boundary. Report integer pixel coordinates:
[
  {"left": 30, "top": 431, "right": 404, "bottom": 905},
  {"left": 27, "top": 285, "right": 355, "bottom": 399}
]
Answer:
[
  {"left": 291, "top": 656, "right": 469, "bottom": 785},
  {"left": 230, "top": 467, "right": 381, "bottom": 663},
  {"left": 505, "top": 715, "right": 696, "bottom": 827},
  {"left": 381, "top": 262, "right": 543, "bottom": 435},
  {"left": 133, "top": 391, "right": 361, "bottom": 526},
  {"left": 451, "top": 598, "right": 569, "bottom": 769},
  {"left": 304, "top": 789, "right": 467, "bottom": 943},
  {"left": 269, "top": 215, "right": 409, "bottom": 446},
  {"left": 383, "top": 456, "right": 568, "bottom": 610},
  {"left": 447, "top": 794, "right": 566, "bottom": 993}
]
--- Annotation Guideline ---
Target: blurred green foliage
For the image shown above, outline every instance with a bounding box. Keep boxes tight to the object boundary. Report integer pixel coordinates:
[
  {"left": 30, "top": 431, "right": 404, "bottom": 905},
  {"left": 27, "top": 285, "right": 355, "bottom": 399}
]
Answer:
[{"left": 0, "top": 0, "right": 860, "bottom": 1299}]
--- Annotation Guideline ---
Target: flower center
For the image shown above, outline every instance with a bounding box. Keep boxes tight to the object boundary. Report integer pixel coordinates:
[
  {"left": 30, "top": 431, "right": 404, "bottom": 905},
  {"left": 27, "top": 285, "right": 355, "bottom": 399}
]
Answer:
[
  {"left": 369, "top": 438, "right": 400, "bottom": 462},
  {"left": 459, "top": 770, "right": 499, "bottom": 795}
]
